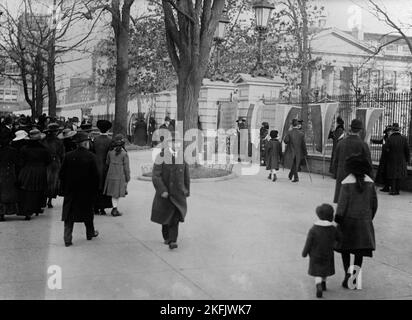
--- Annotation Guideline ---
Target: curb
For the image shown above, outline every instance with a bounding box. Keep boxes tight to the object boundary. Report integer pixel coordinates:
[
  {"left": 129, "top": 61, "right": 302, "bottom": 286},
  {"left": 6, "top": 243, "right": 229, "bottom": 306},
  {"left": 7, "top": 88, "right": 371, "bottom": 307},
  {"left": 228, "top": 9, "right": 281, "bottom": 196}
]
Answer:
[{"left": 136, "top": 172, "right": 237, "bottom": 183}]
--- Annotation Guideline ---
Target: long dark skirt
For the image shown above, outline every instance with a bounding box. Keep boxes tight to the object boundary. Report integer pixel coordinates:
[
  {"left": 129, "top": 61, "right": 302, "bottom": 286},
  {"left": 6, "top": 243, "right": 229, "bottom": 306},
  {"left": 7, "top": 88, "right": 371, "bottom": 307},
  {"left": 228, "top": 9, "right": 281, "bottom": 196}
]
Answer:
[
  {"left": 0, "top": 203, "right": 19, "bottom": 216},
  {"left": 335, "top": 248, "right": 373, "bottom": 257},
  {"left": 19, "top": 190, "right": 44, "bottom": 216},
  {"left": 46, "top": 160, "right": 61, "bottom": 199}
]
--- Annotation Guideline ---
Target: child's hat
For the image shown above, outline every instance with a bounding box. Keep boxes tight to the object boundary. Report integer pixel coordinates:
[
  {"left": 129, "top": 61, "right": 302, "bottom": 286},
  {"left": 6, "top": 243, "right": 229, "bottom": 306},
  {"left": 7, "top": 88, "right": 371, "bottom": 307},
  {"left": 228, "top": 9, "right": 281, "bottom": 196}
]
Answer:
[{"left": 316, "top": 204, "right": 334, "bottom": 222}]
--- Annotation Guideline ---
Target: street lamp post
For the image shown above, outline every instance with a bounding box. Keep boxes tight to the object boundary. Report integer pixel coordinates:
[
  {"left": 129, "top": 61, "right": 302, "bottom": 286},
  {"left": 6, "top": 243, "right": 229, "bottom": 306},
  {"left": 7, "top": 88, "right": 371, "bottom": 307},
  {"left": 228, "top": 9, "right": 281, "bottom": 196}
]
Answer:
[
  {"left": 251, "top": 0, "right": 275, "bottom": 78},
  {"left": 211, "top": 10, "right": 230, "bottom": 82}
]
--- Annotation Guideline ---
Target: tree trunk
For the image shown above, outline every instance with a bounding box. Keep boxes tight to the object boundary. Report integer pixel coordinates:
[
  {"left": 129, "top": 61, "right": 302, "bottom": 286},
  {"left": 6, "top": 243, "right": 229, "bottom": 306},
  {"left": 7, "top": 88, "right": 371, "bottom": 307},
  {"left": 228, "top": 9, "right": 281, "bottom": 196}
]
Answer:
[
  {"left": 47, "top": 39, "right": 57, "bottom": 118},
  {"left": 177, "top": 70, "right": 202, "bottom": 137},
  {"left": 299, "top": 0, "right": 310, "bottom": 133},
  {"left": 113, "top": 26, "right": 129, "bottom": 136}
]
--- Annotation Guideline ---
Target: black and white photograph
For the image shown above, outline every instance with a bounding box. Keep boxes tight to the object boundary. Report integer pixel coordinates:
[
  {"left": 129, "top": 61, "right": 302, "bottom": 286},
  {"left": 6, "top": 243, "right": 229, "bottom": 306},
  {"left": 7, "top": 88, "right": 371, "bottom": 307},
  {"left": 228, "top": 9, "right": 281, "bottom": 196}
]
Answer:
[{"left": 1, "top": 0, "right": 412, "bottom": 306}]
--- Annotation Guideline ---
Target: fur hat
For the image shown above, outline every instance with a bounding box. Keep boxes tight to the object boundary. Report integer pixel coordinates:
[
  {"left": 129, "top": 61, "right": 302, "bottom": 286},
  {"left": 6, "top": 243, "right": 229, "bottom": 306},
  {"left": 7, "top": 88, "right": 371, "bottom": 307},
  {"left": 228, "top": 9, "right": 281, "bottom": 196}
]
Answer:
[
  {"left": 316, "top": 204, "right": 334, "bottom": 222},
  {"left": 350, "top": 119, "right": 363, "bottom": 131},
  {"left": 344, "top": 153, "right": 372, "bottom": 176},
  {"left": 270, "top": 130, "right": 278, "bottom": 139},
  {"left": 96, "top": 120, "right": 112, "bottom": 133}
]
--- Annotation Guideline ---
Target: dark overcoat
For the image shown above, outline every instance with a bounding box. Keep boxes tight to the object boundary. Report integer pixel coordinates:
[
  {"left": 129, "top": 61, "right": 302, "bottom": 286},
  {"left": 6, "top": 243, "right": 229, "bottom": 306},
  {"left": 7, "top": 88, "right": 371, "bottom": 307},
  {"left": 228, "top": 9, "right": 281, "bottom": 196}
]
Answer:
[
  {"left": 328, "top": 125, "right": 345, "bottom": 176},
  {"left": 265, "top": 139, "right": 282, "bottom": 170},
  {"left": 18, "top": 141, "right": 51, "bottom": 192},
  {"left": 332, "top": 134, "right": 371, "bottom": 203},
  {"left": 63, "top": 138, "right": 77, "bottom": 153},
  {"left": 334, "top": 174, "right": 377, "bottom": 254},
  {"left": 133, "top": 120, "right": 148, "bottom": 146},
  {"left": 42, "top": 135, "right": 65, "bottom": 198},
  {"left": 92, "top": 134, "right": 113, "bottom": 190},
  {"left": 384, "top": 132, "right": 410, "bottom": 179},
  {"left": 151, "top": 150, "right": 190, "bottom": 225},
  {"left": 60, "top": 147, "right": 99, "bottom": 222},
  {"left": 0, "top": 146, "right": 20, "bottom": 215},
  {"left": 372, "top": 134, "right": 389, "bottom": 185},
  {"left": 283, "top": 128, "right": 307, "bottom": 169},
  {"left": 302, "top": 223, "right": 341, "bottom": 277}
]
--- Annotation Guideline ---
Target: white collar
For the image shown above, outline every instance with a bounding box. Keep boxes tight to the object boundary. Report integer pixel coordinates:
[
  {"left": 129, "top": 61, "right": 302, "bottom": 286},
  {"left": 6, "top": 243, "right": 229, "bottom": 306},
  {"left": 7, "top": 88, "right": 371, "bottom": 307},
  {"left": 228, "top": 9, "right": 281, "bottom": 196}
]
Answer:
[
  {"left": 342, "top": 174, "right": 374, "bottom": 184},
  {"left": 314, "top": 220, "right": 334, "bottom": 227}
]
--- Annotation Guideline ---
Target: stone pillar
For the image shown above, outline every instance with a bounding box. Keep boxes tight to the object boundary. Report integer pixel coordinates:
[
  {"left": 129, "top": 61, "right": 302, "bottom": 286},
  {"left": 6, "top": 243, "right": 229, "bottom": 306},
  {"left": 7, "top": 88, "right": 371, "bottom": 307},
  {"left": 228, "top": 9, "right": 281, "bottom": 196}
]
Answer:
[{"left": 332, "top": 67, "right": 342, "bottom": 95}]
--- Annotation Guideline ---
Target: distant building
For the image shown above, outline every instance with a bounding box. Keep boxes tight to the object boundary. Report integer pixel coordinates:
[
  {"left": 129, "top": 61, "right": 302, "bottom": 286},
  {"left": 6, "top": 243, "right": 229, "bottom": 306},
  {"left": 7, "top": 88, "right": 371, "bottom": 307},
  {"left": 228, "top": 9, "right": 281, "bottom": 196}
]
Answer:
[{"left": 310, "top": 27, "right": 412, "bottom": 96}]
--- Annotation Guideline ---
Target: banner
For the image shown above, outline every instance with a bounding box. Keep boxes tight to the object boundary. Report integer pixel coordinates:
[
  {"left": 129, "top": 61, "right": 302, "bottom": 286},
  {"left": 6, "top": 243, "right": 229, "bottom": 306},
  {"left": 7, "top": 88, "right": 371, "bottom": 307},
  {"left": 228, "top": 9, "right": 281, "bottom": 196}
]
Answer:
[
  {"left": 217, "top": 101, "right": 239, "bottom": 130},
  {"left": 322, "top": 103, "right": 339, "bottom": 153},
  {"left": 356, "top": 108, "right": 384, "bottom": 144}
]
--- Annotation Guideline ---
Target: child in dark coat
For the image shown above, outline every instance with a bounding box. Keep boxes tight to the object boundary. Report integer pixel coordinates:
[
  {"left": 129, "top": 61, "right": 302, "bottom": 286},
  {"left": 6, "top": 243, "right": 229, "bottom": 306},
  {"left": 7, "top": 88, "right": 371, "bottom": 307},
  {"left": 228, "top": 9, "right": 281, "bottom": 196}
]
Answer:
[
  {"left": 302, "top": 204, "right": 341, "bottom": 298},
  {"left": 265, "top": 130, "right": 282, "bottom": 181}
]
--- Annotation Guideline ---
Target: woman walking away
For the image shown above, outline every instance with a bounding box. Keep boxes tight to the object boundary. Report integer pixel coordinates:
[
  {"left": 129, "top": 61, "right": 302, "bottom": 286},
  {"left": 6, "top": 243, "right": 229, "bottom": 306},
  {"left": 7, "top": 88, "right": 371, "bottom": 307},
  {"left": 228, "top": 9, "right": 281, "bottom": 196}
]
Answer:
[
  {"left": 18, "top": 129, "right": 51, "bottom": 220},
  {"left": 265, "top": 130, "right": 282, "bottom": 181},
  {"left": 42, "top": 123, "right": 65, "bottom": 208},
  {"left": 103, "top": 134, "right": 130, "bottom": 217},
  {"left": 335, "top": 153, "right": 378, "bottom": 290},
  {"left": 302, "top": 204, "right": 341, "bottom": 298},
  {"left": 0, "top": 131, "right": 21, "bottom": 221}
]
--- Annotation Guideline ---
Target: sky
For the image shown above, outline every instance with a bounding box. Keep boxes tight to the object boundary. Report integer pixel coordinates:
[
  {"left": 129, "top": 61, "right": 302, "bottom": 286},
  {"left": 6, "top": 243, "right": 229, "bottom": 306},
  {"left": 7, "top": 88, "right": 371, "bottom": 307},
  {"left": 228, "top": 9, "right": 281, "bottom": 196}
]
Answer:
[{"left": 1, "top": 0, "right": 412, "bottom": 85}]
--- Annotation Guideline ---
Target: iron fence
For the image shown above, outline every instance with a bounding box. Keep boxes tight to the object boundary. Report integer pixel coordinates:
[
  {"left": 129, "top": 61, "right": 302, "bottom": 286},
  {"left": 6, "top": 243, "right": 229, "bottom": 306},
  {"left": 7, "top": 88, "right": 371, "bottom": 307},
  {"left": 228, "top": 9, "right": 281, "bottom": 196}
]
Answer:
[{"left": 301, "top": 92, "right": 412, "bottom": 166}]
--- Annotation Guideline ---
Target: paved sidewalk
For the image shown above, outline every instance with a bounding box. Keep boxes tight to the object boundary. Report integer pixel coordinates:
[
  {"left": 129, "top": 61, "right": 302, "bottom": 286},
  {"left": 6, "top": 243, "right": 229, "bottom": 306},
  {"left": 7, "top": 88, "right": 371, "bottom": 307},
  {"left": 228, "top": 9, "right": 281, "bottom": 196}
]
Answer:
[{"left": 1, "top": 149, "right": 412, "bottom": 299}]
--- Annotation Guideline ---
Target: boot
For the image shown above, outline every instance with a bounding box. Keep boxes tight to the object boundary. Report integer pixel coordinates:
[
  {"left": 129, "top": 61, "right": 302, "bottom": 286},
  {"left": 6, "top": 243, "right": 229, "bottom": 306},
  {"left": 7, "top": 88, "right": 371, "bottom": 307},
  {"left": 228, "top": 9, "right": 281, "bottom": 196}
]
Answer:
[
  {"left": 380, "top": 186, "right": 390, "bottom": 192},
  {"left": 321, "top": 281, "right": 327, "bottom": 291},
  {"left": 111, "top": 208, "right": 122, "bottom": 217},
  {"left": 272, "top": 174, "right": 277, "bottom": 182},
  {"left": 0, "top": 215, "right": 5, "bottom": 222},
  {"left": 316, "top": 283, "right": 323, "bottom": 298},
  {"left": 169, "top": 242, "right": 178, "bottom": 250},
  {"left": 267, "top": 174, "right": 272, "bottom": 180},
  {"left": 100, "top": 209, "right": 107, "bottom": 216}
]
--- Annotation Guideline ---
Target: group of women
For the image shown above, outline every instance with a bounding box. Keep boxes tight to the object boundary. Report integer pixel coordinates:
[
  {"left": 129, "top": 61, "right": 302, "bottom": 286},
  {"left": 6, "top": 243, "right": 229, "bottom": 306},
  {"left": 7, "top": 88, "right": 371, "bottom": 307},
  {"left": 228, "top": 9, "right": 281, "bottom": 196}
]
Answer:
[{"left": 0, "top": 118, "right": 130, "bottom": 221}]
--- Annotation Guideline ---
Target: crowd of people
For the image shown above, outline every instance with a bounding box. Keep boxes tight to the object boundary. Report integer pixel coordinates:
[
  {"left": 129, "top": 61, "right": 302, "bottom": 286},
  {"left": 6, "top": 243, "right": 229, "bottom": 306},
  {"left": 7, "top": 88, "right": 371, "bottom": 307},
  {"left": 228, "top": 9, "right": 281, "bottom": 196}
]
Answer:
[{"left": 0, "top": 114, "right": 131, "bottom": 247}]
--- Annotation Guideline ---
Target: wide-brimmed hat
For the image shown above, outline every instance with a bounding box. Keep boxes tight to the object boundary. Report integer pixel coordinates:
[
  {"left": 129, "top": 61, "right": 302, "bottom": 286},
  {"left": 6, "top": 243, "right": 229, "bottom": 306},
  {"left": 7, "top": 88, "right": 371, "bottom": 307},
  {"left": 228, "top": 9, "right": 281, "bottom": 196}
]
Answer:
[
  {"left": 316, "top": 204, "right": 334, "bottom": 222},
  {"left": 71, "top": 117, "right": 79, "bottom": 123},
  {"left": 58, "top": 128, "right": 77, "bottom": 140},
  {"left": 344, "top": 153, "right": 372, "bottom": 176},
  {"left": 27, "top": 128, "right": 46, "bottom": 141},
  {"left": 12, "top": 130, "right": 28, "bottom": 141},
  {"left": 44, "top": 123, "right": 61, "bottom": 133},
  {"left": 96, "top": 120, "right": 112, "bottom": 133},
  {"left": 73, "top": 131, "right": 90, "bottom": 144},
  {"left": 350, "top": 119, "right": 363, "bottom": 130},
  {"left": 391, "top": 123, "right": 400, "bottom": 131}
]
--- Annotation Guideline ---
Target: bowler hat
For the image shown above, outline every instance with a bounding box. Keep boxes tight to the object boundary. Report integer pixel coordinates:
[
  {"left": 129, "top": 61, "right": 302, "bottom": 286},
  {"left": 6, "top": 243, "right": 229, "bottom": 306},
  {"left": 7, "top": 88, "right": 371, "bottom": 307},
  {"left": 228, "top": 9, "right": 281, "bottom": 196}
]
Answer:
[
  {"left": 350, "top": 119, "right": 363, "bottom": 130},
  {"left": 391, "top": 123, "right": 400, "bottom": 131},
  {"left": 96, "top": 120, "right": 112, "bottom": 133},
  {"left": 27, "top": 128, "right": 46, "bottom": 141},
  {"left": 316, "top": 204, "right": 334, "bottom": 222},
  {"left": 344, "top": 153, "right": 372, "bottom": 176},
  {"left": 73, "top": 131, "right": 90, "bottom": 144}
]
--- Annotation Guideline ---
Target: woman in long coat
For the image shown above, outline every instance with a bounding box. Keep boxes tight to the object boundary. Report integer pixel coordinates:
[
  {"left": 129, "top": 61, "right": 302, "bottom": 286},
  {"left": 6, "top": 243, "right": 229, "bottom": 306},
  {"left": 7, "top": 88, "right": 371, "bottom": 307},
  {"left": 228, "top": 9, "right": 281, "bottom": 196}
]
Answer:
[
  {"left": 328, "top": 116, "right": 345, "bottom": 177},
  {"left": 42, "top": 123, "right": 65, "bottom": 208},
  {"left": 384, "top": 123, "right": 410, "bottom": 195},
  {"left": 334, "top": 153, "right": 378, "bottom": 289},
  {"left": 265, "top": 130, "right": 282, "bottom": 181},
  {"left": 18, "top": 129, "right": 51, "bottom": 220},
  {"left": 103, "top": 134, "right": 130, "bottom": 217},
  {"left": 133, "top": 116, "right": 148, "bottom": 146},
  {"left": 0, "top": 133, "right": 21, "bottom": 221},
  {"left": 92, "top": 120, "right": 113, "bottom": 215},
  {"left": 371, "top": 125, "right": 391, "bottom": 191}
]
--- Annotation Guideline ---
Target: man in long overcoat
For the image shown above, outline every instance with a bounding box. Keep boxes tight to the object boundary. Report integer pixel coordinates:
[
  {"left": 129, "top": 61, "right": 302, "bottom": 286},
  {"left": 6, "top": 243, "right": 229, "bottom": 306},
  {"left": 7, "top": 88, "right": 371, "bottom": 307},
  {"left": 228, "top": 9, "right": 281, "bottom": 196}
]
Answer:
[
  {"left": 332, "top": 119, "right": 371, "bottom": 203},
  {"left": 59, "top": 131, "right": 99, "bottom": 247},
  {"left": 92, "top": 120, "right": 113, "bottom": 214},
  {"left": 283, "top": 119, "right": 308, "bottom": 182},
  {"left": 384, "top": 123, "right": 410, "bottom": 195},
  {"left": 151, "top": 137, "right": 190, "bottom": 250}
]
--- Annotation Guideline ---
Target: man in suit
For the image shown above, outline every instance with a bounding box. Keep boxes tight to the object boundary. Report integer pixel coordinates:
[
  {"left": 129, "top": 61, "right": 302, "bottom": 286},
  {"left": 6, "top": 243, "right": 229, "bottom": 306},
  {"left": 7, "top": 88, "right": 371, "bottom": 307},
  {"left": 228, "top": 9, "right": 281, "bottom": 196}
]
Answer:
[
  {"left": 283, "top": 119, "right": 308, "bottom": 182},
  {"left": 59, "top": 131, "right": 99, "bottom": 247},
  {"left": 332, "top": 119, "right": 372, "bottom": 203},
  {"left": 0, "top": 116, "right": 14, "bottom": 141},
  {"left": 384, "top": 123, "right": 410, "bottom": 195}
]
